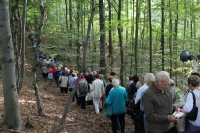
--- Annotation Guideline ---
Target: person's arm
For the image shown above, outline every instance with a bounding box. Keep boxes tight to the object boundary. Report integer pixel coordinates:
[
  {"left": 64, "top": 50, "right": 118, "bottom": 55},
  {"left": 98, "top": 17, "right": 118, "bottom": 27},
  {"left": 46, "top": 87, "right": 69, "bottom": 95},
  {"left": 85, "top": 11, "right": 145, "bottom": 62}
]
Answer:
[
  {"left": 134, "top": 89, "right": 141, "bottom": 104},
  {"left": 143, "top": 93, "right": 168, "bottom": 122},
  {"left": 105, "top": 91, "right": 113, "bottom": 105},
  {"left": 182, "top": 92, "right": 193, "bottom": 113}
]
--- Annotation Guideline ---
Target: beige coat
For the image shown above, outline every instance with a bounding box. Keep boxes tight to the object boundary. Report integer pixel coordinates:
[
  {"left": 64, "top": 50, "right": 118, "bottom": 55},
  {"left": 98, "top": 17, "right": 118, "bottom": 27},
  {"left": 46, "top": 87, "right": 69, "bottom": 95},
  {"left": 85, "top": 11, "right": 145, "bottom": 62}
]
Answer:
[
  {"left": 90, "top": 79, "right": 105, "bottom": 98},
  {"left": 59, "top": 76, "right": 68, "bottom": 88}
]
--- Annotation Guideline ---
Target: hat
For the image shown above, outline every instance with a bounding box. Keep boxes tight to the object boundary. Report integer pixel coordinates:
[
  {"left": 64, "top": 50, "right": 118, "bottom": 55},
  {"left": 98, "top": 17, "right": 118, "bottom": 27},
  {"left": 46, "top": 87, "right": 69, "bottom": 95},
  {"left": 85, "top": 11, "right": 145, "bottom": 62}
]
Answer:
[{"left": 169, "top": 79, "right": 175, "bottom": 86}]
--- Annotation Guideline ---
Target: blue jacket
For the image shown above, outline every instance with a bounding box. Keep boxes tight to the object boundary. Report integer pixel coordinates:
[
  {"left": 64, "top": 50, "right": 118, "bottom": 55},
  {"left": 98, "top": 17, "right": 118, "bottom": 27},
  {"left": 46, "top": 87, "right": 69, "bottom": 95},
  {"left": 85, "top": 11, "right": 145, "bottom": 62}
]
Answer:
[{"left": 105, "top": 86, "right": 128, "bottom": 115}]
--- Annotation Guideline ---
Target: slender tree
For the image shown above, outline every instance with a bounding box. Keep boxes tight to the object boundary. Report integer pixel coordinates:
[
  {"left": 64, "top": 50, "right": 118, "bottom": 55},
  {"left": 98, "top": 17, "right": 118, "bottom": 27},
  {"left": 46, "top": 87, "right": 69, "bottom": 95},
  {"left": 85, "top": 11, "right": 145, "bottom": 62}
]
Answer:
[
  {"left": 161, "top": 0, "right": 165, "bottom": 70},
  {"left": 32, "top": 0, "right": 47, "bottom": 116},
  {"left": 135, "top": 0, "right": 139, "bottom": 73},
  {"left": 99, "top": 0, "right": 106, "bottom": 75},
  {"left": 148, "top": 0, "right": 152, "bottom": 72},
  {"left": 118, "top": 0, "right": 124, "bottom": 86},
  {"left": 56, "top": 0, "right": 96, "bottom": 132},
  {"left": 0, "top": 0, "right": 25, "bottom": 131}
]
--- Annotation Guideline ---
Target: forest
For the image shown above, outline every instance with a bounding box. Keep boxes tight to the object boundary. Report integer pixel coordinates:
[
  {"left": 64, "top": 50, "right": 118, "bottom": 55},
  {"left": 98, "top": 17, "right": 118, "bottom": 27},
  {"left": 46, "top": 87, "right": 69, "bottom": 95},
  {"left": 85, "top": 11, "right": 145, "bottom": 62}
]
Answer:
[{"left": 0, "top": 0, "right": 200, "bottom": 132}]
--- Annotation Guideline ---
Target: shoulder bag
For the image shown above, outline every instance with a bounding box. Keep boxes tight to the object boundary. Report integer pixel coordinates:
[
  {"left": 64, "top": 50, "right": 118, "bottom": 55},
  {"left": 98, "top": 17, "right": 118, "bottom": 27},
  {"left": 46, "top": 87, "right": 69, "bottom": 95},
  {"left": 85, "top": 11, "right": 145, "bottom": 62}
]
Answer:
[{"left": 186, "top": 91, "right": 198, "bottom": 121}]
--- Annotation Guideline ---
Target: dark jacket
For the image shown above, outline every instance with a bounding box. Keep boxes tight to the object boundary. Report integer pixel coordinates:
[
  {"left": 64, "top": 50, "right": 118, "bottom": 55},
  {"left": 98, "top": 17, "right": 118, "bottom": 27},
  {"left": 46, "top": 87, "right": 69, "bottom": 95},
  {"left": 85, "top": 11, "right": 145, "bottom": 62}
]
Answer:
[{"left": 142, "top": 83, "right": 175, "bottom": 133}]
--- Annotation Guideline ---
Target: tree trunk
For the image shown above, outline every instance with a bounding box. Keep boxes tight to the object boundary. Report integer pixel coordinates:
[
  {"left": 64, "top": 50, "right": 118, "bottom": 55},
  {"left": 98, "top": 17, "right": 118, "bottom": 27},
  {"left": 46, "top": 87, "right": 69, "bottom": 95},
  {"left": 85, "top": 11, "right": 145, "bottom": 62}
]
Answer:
[
  {"left": 135, "top": 0, "right": 139, "bottom": 73},
  {"left": 118, "top": 0, "right": 124, "bottom": 86},
  {"left": 0, "top": 0, "right": 25, "bottom": 131},
  {"left": 99, "top": 0, "right": 106, "bottom": 75},
  {"left": 161, "top": 0, "right": 165, "bottom": 70},
  {"left": 56, "top": 0, "right": 95, "bottom": 132},
  {"left": 169, "top": 0, "right": 173, "bottom": 77},
  {"left": 148, "top": 0, "right": 152, "bottom": 73},
  {"left": 32, "top": 0, "right": 46, "bottom": 116},
  {"left": 20, "top": 0, "right": 27, "bottom": 91},
  {"left": 108, "top": 0, "right": 113, "bottom": 71}
]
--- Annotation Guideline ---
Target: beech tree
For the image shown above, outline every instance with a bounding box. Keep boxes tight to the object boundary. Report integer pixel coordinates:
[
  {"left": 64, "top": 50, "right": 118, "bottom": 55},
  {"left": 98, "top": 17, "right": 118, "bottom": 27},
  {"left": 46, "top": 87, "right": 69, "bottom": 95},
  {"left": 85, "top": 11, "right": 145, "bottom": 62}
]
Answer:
[{"left": 0, "top": 0, "right": 25, "bottom": 131}]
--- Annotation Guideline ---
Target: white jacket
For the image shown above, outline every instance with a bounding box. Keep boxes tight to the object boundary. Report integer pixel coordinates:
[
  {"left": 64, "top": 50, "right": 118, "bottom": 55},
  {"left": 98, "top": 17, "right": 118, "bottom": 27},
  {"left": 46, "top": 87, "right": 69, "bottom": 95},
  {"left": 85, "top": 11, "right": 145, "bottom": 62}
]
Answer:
[
  {"left": 90, "top": 79, "right": 105, "bottom": 98},
  {"left": 59, "top": 76, "right": 68, "bottom": 88}
]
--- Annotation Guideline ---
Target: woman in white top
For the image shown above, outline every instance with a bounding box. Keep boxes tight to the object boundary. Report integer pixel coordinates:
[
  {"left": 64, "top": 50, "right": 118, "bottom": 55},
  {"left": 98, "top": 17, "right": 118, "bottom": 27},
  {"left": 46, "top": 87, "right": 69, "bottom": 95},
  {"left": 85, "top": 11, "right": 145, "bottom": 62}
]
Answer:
[
  {"left": 182, "top": 75, "right": 200, "bottom": 133},
  {"left": 90, "top": 74, "right": 105, "bottom": 114}
]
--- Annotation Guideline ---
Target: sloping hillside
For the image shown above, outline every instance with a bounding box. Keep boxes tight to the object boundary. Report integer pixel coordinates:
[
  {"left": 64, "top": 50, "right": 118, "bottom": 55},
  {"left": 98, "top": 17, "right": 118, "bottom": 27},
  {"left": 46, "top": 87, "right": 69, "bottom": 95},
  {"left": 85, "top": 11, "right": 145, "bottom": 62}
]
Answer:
[{"left": 0, "top": 47, "right": 134, "bottom": 133}]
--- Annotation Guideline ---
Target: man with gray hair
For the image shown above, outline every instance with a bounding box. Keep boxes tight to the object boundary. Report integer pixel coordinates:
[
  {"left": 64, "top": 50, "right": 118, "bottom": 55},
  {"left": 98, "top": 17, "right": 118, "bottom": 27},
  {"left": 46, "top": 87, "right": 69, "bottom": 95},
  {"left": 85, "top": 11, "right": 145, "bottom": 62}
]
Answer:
[{"left": 142, "top": 71, "right": 183, "bottom": 133}]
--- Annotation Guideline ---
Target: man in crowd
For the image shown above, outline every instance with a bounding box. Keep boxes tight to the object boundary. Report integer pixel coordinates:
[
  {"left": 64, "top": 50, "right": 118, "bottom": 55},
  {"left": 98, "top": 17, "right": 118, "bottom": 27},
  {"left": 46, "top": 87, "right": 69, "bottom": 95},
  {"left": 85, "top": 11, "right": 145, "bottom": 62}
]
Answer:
[{"left": 142, "top": 71, "right": 183, "bottom": 133}]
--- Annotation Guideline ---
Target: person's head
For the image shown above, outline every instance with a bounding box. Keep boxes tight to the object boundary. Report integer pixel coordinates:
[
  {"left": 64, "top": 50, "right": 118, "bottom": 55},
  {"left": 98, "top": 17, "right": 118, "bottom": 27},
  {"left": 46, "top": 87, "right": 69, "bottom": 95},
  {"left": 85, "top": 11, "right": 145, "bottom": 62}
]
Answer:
[
  {"left": 95, "top": 74, "right": 100, "bottom": 79},
  {"left": 191, "top": 72, "right": 200, "bottom": 78},
  {"left": 169, "top": 79, "right": 175, "bottom": 89},
  {"left": 72, "top": 73, "right": 76, "bottom": 77},
  {"left": 144, "top": 73, "right": 155, "bottom": 87},
  {"left": 112, "top": 79, "right": 120, "bottom": 87},
  {"left": 99, "top": 74, "right": 104, "bottom": 79},
  {"left": 110, "top": 72, "right": 116, "bottom": 80},
  {"left": 80, "top": 74, "right": 84, "bottom": 79},
  {"left": 136, "top": 81, "right": 142, "bottom": 89},
  {"left": 128, "top": 76, "right": 133, "bottom": 81},
  {"left": 154, "top": 71, "right": 170, "bottom": 91},
  {"left": 133, "top": 75, "right": 139, "bottom": 83},
  {"left": 139, "top": 76, "right": 144, "bottom": 86},
  {"left": 187, "top": 75, "right": 200, "bottom": 90},
  {"left": 108, "top": 78, "right": 112, "bottom": 83}
]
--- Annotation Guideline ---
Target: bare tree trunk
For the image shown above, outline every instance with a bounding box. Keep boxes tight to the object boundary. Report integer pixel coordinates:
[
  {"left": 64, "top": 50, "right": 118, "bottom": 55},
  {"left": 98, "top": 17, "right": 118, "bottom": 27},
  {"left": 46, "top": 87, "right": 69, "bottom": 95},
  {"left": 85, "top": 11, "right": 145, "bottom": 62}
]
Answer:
[
  {"left": 108, "top": 0, "right": 113, "bottom": 71},
  {"left": 169, "top": 0, "right": 173, "bottom": 76},
  {"left": 11, "top": 0, "right": 22, "bottom": 92},
  {"left": 118, "top": 0, "right": 124, "bottom": 86},
  {"left": 135, "top": 0, "right": 139, "bottom": 73},
  {"left": 161, "top": 0, "right": 165, "bottom": 70},
  {"left": 56, "top": 0, "right": 95, "bottom": 132},
  {"left": 148, "top": 0, "right": 152, "bottom": 72},
  {"left": 20, "top": 0, "right": 27, "bottom": 91},
  {"left": 32, "top": 0, "right": 47, "bottom": 116},
  {"left": 99, "top": 0, "right": 106, "bottom": 75},
  {"left": 0, "top": 0, "right": 25, "bottom": 131}
]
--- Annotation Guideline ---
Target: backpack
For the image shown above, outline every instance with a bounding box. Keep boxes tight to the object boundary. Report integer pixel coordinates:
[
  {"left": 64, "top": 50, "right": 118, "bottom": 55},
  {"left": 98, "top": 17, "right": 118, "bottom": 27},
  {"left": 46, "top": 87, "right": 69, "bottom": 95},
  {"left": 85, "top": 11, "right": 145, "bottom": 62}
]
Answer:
[{"left": 78, "top": 81, "right": 87, "bottom": 95}]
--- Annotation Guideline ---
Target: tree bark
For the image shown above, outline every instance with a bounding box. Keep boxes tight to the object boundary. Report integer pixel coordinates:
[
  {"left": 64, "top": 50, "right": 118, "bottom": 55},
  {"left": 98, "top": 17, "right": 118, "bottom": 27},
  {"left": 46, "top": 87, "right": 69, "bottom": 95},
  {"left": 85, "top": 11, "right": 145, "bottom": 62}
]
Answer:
[
  {"left": 161, "top": 0, "right": 165, "bottom": 70},
  {"left": 118, "top": 0, "right": 124, "bottom": 86},
  {"left": 99, "top": 0, "right": 106, "bottom": 75},
  {"left": 32, "top": 0, "right": 47, "bottom": 116},
  {"left": 0, "top": 0, "right": 25, "bottom": 131},
  {"left": 20, "top": 0, "right": 27, "bottom": 91},
  {"left": 56, "top": 0, "right": 95, "bottom": 132}
]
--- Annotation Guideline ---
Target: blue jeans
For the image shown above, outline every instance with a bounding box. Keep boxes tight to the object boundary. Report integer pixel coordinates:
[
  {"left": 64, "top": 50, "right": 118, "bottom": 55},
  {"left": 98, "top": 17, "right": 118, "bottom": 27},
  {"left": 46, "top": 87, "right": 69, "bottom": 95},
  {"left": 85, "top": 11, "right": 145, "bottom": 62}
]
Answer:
[
  {"left": 183, "top": 120, "right": 200, "bottom": 133},
  {"left": 143, "top": 114, "right": 148, "bottom": 133}
]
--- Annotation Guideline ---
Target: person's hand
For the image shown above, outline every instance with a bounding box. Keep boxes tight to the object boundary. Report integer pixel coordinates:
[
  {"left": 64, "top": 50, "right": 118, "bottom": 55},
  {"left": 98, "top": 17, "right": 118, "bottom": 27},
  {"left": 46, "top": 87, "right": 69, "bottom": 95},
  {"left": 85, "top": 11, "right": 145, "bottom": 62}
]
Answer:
[
  {"left": 168, "top": 115, "right": 178, "bottom": 122},
  {"left": 176, "top": 108, "right": 185, "bottom": 113}
]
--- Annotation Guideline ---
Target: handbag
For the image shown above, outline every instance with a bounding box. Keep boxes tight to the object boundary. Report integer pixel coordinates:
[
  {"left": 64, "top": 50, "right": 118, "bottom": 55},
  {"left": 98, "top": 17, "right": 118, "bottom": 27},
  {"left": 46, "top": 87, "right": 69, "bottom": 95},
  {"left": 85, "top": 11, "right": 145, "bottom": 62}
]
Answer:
[
  {"left": 186, "top": 91, "right": 198, "bottom": 121},
  {"left": 85, "top": 92, "right": 92, "bottom": 101}
]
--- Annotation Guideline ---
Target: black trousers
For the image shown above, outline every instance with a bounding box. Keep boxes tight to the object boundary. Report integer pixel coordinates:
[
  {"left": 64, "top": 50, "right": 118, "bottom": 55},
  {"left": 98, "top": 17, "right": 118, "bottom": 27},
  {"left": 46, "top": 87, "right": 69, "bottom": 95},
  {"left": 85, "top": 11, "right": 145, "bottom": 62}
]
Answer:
[
  {"left": 79, "top": 96, "right": 86, "bottom": 110},
  {"left": 60, "top": 87, "right": 68, "bottom": 94},
  {"left": 111, "top": 113, "right": 125, "bottom": 133},
  {"left": 148, "top": 128, "right": 171, "bottom": 133}
]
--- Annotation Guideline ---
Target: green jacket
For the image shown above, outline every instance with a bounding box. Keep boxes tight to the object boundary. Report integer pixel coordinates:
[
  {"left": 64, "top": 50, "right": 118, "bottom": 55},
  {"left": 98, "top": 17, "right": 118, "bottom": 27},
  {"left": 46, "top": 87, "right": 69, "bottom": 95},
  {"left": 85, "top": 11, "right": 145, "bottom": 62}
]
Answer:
[{"left": 142, "top": 83, "right": 175, "bottom": 133}]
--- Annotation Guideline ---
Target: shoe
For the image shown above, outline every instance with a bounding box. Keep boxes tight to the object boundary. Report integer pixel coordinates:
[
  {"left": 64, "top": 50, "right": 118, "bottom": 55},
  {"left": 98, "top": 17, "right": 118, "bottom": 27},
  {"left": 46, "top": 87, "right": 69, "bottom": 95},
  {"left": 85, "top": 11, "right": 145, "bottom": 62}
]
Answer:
[{"left": 81, "top": 109, "right": 85, "bottom": 111}]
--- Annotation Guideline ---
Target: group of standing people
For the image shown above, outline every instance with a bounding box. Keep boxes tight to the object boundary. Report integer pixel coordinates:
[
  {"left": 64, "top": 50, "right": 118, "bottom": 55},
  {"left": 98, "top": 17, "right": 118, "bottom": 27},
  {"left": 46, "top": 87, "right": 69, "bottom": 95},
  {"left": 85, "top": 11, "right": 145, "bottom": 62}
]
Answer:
[
  {"left": 125, "top": 71, "right": 200, "bottom": 133},
  {"left": 37, "top": 50, "right": 200, "bottom": 133}
]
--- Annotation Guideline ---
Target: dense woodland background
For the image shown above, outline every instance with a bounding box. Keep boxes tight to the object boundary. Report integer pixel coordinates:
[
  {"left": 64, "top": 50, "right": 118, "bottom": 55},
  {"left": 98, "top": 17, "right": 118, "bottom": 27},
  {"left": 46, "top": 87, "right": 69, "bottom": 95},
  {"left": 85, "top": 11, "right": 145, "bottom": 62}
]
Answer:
[{"left": 0, "top": 0, "right": 200, "bottom": 132}]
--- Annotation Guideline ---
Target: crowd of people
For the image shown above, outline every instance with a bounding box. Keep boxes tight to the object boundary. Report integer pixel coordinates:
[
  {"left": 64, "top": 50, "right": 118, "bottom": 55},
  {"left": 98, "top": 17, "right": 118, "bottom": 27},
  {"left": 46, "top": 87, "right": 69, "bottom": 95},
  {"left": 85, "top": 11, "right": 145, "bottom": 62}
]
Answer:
[{"left": 36, "top": 51, "right": 200, "bottom": 133}]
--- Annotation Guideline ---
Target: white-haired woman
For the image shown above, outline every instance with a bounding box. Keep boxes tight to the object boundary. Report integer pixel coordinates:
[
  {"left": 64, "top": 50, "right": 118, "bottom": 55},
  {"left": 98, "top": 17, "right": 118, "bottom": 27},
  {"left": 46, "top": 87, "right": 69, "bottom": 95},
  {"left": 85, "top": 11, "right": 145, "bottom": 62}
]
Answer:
[
  {"left": 104, "top": 79, "right": 128, "bottom": 133},
  {"left": 140, "top": 73, "right": 155, "bottom": 133}
]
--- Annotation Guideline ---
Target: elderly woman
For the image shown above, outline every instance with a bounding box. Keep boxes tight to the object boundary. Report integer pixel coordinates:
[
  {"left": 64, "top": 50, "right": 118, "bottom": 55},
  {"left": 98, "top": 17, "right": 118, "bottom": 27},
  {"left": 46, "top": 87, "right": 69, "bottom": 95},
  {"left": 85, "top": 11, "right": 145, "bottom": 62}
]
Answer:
[
  {"left": 182, "top": 75, "right": 200, "bottom": 133},
  {"left": 140, "top": 73, "right": 155, "bottom": 133},
  {"left": 105, "top": 79, "right": 128, "bottom": 133}
]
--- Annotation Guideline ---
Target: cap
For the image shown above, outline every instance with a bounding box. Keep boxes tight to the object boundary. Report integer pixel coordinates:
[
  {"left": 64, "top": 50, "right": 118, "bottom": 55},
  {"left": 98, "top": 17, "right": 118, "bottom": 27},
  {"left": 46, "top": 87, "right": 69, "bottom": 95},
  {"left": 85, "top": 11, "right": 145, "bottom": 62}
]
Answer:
[{"left": 170, "top": 79, "right": 175, "bottom": 86}]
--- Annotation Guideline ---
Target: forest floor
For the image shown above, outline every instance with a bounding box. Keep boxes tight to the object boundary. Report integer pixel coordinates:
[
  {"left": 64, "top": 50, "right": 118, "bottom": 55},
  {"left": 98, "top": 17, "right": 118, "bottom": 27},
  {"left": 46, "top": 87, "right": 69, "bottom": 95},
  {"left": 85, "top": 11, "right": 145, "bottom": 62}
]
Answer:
[{"left": 0, "top": 48, "right": 135, "bottom": 133}]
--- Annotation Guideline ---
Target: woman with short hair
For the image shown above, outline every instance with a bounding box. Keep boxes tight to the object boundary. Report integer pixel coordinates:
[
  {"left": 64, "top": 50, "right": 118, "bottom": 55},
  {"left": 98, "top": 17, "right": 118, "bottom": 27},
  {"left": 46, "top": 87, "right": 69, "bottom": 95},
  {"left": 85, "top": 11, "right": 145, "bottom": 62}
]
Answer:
[{"left": 182, "top": 75, "right": 200, "bottom": 133}]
